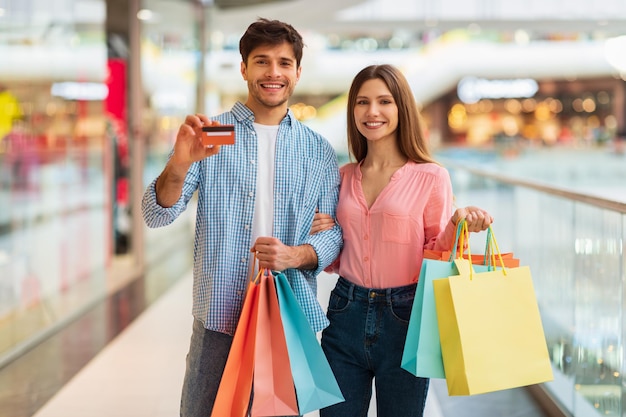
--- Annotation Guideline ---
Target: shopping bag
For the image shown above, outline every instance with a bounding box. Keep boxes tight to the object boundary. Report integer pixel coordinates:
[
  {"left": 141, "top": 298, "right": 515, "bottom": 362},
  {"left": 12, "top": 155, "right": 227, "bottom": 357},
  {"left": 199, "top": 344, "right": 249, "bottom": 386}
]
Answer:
[
  {"left": 251, "top": 271, "right": 299, "bottom": 416},
  {"left": 401, "top": 259, "right": 493, "bottom": 378},
  {"left": 274, "top": 272, "right": 345, "bottom": 414},
  {"left": 402, "top": 221, "right": 491, "bottom": 378},
  {"left": 211, "top": 272, "right": 261, "bottom": 417},
  {"left": 433, "top": 258, "right": 554, "bottom": 396}
]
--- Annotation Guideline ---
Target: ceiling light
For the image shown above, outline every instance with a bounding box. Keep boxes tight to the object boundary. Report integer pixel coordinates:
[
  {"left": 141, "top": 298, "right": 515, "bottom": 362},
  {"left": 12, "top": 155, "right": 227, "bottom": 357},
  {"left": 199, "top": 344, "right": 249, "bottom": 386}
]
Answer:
[
  {"left": 605, "top": 36, "right": 626, "bottom": 73},
  {"left": 137, "top": 9, "right": 154, "bottom": 21}
]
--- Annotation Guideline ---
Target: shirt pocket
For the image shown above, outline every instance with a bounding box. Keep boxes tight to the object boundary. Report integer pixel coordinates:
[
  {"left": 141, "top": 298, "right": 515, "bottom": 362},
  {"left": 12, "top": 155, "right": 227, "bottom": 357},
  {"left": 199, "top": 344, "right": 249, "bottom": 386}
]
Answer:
[
  {"left": 300, "top": 158, "right": 325, "bottom": 209},
  {"left": 382, "top": 212, "right": 412, "bottom": 244}
]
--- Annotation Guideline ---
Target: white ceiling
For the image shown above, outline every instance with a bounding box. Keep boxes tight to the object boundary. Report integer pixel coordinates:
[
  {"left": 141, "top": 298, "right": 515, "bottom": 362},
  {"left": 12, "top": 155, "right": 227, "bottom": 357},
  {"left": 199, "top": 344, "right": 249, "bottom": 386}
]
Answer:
[{"left": 208, "top": 0, "right": 626, "bottom": 36}]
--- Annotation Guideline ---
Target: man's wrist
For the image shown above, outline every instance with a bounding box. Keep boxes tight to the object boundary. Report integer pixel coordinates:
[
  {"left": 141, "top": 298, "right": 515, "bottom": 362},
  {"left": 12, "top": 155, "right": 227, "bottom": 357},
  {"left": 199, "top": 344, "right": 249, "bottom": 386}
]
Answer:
[
  {"left": 292, "top": 244, "right": 318, "bottom": 270},
  {"left": 166, "top": 159, "right": 191, "bottom": 180}
]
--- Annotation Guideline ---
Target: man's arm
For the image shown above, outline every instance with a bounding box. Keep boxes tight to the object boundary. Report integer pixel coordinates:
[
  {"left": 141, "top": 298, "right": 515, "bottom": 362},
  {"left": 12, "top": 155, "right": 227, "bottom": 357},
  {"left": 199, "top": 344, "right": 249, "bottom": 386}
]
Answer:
[
  {"left": 300, "top": 143, "right": 343, "bottom": 275},
  {"left": 155, "top": 114, "right": 221, "bottom": 207},
  {"left": 155, "top": 159, "right": 192, "bottom": 208}
]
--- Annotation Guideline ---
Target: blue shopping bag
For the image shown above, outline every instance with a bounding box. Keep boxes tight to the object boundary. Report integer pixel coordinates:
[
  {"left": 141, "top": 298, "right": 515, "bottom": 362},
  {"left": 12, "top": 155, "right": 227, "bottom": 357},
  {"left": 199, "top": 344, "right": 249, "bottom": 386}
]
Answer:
[
  {"left": 401, "top": 221, "right": 494, "bottom": 379},
  {"left": 274, "top": 272, "right": 345, "bottom": 414}
]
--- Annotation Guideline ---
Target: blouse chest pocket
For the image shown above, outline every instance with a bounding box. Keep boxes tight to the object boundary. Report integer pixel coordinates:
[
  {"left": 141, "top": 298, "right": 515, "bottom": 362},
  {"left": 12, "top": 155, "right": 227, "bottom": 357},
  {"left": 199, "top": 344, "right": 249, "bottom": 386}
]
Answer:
[{"left": 381, "top": 212, "right": 413, "bottom": 244}]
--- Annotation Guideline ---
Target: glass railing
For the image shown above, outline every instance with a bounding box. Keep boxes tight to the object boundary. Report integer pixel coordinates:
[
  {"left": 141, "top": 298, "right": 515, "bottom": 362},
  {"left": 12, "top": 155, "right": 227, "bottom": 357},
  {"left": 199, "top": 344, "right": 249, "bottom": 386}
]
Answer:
[{"left": 440, "top": 152, "right": 626, "bottom": 417}]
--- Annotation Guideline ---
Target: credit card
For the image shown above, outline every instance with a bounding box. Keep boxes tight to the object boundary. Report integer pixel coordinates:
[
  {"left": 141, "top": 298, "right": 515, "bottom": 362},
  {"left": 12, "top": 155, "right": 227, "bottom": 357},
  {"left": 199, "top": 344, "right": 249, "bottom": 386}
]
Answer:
[{"left": 201, "top": 125, "right": 235, "bottom": 146}]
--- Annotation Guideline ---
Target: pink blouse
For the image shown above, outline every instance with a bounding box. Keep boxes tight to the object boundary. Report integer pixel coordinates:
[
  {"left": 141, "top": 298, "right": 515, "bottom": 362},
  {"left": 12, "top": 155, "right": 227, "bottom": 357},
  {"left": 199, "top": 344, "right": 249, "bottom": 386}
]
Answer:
[{"left": 332, "top": 160, "right": 457, "bottom": 289}]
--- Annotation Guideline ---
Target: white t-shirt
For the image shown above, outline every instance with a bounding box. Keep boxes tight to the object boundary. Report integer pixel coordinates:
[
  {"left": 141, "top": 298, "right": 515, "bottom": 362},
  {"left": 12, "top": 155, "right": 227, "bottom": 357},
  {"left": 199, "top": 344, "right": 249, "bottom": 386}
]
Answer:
[{"left": 251, "top": 123, "right": 278, "bottom": 257}]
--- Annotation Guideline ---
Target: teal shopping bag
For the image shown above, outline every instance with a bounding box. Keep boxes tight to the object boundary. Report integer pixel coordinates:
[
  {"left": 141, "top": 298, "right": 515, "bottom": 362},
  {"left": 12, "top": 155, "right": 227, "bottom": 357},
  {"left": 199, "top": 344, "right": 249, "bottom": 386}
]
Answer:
[
  {"left": 401, "top": 259, "right": 459, "bottom": 378},
  {"left": 401, "top": 221, "right": 494, "bottom": 379},
  {"left": 274, "top": 272, "right": 345, "bottom": 414}
]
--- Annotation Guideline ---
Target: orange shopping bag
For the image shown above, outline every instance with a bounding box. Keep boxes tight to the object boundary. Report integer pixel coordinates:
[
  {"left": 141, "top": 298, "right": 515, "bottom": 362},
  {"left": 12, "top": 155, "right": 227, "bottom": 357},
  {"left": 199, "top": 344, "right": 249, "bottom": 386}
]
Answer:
[
  {"left": 251, "top": 271, "right": 299, "bottom": 416},
  {"left": 211, "top": 271, "right": 261, "bottom": 417},
  {"left": 424, "top": 225, "right": 519, "bottom": 268}
]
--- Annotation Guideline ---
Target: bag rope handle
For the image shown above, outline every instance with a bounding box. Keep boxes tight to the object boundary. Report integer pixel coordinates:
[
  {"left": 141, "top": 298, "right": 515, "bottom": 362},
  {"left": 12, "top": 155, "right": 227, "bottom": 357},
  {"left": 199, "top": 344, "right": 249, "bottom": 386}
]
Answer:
[
  {"left": 486, "top": 225, "right": 507, "bottom": 276},
  {"left": 448, "top": 219, "right": 468, "bottom": 261},
  {"left": 460, "top": 220, "right": 508, "bottom": 280},
  {"left": 249, "top": 251, "right": 267, "bottom": 285}
]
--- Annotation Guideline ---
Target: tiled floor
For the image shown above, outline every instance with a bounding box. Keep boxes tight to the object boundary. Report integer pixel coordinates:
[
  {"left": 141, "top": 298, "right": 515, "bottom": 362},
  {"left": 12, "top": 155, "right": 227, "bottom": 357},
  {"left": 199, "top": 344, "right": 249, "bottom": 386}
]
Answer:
[
  {"left": 0, "top": 264, "right": 550, "bottom": 417},
  {"left": 0, "top": 244, "right": 192, "bottom": 417},
  {"left": 27, "top": 272, "right": 440, "bottom": 417}
]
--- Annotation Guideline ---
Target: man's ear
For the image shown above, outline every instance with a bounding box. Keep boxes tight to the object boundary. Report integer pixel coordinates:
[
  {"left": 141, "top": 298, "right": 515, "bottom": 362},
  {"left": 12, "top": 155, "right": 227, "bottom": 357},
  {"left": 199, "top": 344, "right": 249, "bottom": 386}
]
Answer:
[{"left": 240, "top": 61, "right": 247, "bottom": 80}]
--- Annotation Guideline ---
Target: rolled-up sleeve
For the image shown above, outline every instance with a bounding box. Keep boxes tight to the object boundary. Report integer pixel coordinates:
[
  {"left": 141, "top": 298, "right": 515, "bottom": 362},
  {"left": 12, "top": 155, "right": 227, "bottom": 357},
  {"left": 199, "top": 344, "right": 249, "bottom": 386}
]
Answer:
[
  {"left": 141, "top": 160, "right": 200, "bottom": 228},
  {"left": 302, "top": 144, "right": 343, "bottom": 279},
  {"left": 141, "top": 178, "right": 189, "bottom": 228}
]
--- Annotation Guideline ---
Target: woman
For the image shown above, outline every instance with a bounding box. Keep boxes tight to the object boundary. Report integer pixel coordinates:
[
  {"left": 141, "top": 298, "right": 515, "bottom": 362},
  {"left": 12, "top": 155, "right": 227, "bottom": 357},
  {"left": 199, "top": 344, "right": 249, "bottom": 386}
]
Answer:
[{"left": 313, "top": 64, "right": 493, "bottom": 417}]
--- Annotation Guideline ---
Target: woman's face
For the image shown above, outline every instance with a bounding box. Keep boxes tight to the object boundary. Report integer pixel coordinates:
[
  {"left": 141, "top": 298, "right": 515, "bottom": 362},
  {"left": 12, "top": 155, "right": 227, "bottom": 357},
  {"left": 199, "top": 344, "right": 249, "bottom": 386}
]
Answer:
[{"left": 353, "top": 78, "right": 398, "bottom": 143}]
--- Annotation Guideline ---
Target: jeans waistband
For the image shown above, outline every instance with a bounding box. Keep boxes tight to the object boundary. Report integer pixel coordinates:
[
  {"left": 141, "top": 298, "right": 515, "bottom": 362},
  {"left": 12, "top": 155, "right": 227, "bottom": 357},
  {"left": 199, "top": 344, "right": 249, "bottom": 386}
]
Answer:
[{"left": 335, "top": 276, "right": 416, "bottom": 302}]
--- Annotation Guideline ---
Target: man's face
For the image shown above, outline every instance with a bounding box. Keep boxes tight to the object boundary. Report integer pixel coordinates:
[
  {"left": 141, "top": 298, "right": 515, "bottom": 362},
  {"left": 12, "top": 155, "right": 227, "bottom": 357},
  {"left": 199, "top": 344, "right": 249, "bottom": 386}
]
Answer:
[{"left": 241, "top": 42, "right": 301, "bottom": 110}]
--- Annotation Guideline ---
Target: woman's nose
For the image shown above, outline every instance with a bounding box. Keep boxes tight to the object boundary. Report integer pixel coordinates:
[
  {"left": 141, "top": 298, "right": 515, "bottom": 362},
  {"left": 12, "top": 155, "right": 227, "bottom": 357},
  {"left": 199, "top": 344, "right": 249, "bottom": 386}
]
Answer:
[{"left": 366, "top": 104, "right": 379, "bottom": 116}]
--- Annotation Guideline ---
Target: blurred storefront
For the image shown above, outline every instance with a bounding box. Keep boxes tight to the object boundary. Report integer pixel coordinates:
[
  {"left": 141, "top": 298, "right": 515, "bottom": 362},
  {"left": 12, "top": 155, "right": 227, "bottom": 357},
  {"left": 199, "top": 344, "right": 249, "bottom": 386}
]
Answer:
[
  {"left": 0, "top": 0, "right": 197, "bottom": 366},
  {"left": 0, "top": 0, "right": 110, "bottom": 364},
  {"left": 431, "top": 76, "right": 625, "bottom": 154}
]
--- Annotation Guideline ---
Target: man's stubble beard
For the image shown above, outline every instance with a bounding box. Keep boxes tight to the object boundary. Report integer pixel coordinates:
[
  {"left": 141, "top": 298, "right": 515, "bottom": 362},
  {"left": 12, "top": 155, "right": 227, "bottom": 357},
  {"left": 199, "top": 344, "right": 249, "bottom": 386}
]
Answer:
[{"left": 248, "top": 80, "right": 295, "bottom": 109}]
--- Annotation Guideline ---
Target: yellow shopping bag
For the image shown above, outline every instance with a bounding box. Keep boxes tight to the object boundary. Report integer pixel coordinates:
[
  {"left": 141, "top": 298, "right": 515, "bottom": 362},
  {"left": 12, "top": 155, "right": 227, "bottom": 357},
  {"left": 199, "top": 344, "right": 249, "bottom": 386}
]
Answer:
[{"left": 433, "top": 258, "right": 553, "bottom": 396}]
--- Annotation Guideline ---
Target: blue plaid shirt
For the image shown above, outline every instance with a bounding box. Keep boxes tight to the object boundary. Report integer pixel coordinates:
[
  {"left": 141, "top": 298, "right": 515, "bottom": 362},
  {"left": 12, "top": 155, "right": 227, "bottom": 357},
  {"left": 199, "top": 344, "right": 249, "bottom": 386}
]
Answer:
[{"left": 142, "top": 102, "right": 342, "bottom": 334}]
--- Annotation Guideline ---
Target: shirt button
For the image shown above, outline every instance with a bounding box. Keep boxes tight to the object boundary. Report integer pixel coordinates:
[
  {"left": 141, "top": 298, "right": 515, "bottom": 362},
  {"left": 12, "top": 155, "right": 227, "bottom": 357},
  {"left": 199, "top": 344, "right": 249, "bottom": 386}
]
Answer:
[
  {"left": 244, "top": 224, "right": 250, "bottom": 230},
  {"left": 248, "top": 192, "right": 254, "bottom": 197},
  {"left": 241, "top": 257, "right": 247, "bottom": 263},
  {"left": 251, "top": 160, "right": 256, "bottom": 165},
  {"left": 364, "top": 256, "right": 369, "bottom": 262},
  {"left": 364, "top": 235, "right": 369, "bottom": 240}
]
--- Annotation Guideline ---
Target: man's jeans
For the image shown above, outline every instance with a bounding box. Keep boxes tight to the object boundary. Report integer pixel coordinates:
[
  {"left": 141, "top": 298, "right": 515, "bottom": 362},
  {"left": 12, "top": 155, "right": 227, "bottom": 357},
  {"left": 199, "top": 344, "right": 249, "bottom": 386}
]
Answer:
[
  {"left": 320, "top": 277, "right": 429, "bottom": 417},
  {"left": 180, "top": 319, "right": 300, "bottom": 417},
  {"left": 180, "top": 319, "right": 233, "bottom": 417}
]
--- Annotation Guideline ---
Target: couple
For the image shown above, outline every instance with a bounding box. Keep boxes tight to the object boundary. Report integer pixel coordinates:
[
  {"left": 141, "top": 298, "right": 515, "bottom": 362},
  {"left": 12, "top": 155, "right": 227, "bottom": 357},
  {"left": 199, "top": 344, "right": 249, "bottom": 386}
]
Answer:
[{"left": 142, "top": 18, "right": 492, "bottom": 417}]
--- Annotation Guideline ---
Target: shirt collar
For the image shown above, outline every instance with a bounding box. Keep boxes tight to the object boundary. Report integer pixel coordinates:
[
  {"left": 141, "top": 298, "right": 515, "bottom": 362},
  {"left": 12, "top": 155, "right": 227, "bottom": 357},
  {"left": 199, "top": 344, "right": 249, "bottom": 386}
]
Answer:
[{"left": 231, "top": 101, "right": 295, "bottom": 126}]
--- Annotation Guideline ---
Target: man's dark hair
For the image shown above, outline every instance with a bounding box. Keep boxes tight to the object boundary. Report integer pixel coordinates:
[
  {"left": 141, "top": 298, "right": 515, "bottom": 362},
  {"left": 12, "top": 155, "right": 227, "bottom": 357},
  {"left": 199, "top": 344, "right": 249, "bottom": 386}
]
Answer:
[{"left": 239, "top": 18, "right": 304, "bottom": 67}]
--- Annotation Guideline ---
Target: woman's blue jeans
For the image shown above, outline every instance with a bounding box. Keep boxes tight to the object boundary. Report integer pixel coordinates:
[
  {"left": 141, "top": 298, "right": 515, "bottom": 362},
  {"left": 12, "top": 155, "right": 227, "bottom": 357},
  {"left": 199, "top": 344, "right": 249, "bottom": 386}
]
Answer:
[{"left": 320, "top": 277, "right": 429, "bottom": 417}]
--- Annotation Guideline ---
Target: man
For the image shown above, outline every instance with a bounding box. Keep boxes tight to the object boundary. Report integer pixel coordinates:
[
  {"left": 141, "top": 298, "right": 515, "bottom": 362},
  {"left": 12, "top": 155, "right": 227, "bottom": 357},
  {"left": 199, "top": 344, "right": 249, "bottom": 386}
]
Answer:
[{"left": 141, "top": 18, "right": 342, "bottom": 417}]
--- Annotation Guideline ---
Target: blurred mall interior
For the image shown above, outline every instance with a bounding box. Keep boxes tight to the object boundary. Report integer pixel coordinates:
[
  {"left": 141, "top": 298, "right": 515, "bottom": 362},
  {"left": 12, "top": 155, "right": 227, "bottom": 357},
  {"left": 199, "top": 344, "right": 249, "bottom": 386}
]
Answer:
[{"left": 1, "top": 0, "right": 626, "bottom": 416}]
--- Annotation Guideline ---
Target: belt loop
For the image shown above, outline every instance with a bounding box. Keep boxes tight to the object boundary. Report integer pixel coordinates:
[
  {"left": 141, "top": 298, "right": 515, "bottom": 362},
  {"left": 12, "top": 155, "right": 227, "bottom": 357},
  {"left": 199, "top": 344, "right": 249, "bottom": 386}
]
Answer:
[
  {"left": 347, "top": 280, "right": 355, "bottom": 301},
  {"left": 339, "top": 276, "right": 355, "bottom": 301},
  {"left": 386, "top": 287, "right": 393, "bottom": 304}
]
